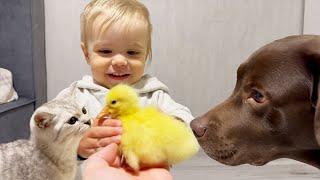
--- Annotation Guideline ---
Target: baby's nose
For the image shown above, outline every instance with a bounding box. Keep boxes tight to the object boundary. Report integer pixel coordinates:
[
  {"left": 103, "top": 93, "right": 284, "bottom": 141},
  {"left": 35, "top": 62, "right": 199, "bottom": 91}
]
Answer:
[{"left": 112, "top": 55, "right": 128, "bottom": 66}]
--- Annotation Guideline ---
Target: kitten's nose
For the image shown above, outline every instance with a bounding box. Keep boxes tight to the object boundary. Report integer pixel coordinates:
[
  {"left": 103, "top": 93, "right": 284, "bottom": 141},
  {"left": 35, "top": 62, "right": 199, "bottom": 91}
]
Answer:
[
  {"left": 190, "top": 118, "right": 207, "bottom": 138},
  {"left": 85, "top": 120, "right": 91, "bottom": 126}
]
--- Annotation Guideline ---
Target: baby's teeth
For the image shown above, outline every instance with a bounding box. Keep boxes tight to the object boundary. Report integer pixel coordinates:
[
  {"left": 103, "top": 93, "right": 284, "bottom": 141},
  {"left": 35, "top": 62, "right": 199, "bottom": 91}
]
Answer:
[{"left": 113, "top": 73, "right": 126, "bottom": 76}]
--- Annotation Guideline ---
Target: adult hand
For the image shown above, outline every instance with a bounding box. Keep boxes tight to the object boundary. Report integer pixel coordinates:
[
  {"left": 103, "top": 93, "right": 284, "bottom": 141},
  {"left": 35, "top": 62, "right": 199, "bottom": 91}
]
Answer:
[{"left": 83, "top": 143, "right": 173, "bottom": 180}]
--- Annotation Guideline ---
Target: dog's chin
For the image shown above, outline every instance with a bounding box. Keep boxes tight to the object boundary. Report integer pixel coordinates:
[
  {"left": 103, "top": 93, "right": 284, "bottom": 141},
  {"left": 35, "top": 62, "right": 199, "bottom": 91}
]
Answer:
[
  {"left": 249, "top": 160, "right": 268, "bottom": 166},
  {"left": 201, "top": 144, "right": 266, "bottom": 166},
  {"left": 200, "top": 144, "right": 241, "bottom": 166},
  {"left": 205, "top": 149, "right": 270, "bottom": 166},
  {"left": 205, "top": 150, "right": 242, "bottom": 166},
  {"left": 248, "top": 154, "right": 276, "bottom": 166}
]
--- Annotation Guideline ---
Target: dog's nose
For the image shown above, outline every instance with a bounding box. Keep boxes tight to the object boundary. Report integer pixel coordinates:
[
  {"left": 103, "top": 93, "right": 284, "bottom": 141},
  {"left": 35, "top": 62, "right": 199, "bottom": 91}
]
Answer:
[{"left": 190, "top": 118, "right": 207, "bottom": 138}]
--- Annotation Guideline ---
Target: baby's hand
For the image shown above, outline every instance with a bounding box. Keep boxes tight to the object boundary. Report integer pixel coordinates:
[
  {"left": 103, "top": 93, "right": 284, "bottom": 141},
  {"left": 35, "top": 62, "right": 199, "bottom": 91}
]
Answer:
[
  {"left": 96, "top": 117, "right": 122, "bottom": 147},
  {"left": 77, "top": 117, "right": 122, "bottom": 158}
]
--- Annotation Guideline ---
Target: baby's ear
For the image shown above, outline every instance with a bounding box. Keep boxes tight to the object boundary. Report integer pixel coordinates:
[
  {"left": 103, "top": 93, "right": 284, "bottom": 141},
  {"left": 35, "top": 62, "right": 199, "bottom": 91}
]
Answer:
[
  {"left": 34, "top": 112, "right": 55, "bottom": 129},
  {"left": 81, "top": 42, "right": 90, "bottom": 63}
]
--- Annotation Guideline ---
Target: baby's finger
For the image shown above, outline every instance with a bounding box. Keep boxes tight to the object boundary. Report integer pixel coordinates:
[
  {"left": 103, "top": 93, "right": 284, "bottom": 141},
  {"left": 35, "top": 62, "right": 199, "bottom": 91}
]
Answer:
[
  {"left": 87, "top": 126, "right": 122, "bottom": 138},
  {"left": 93, "top": 117, "right": 107, "bottom": 126},
  {"left": 81, "top": 137, "right": 100, "bottom": 148},
  {"left": 98, "top": 135, "right": 121, "bottom": 147},
  {"left": 78, "top": 138, "right": 100, "bottom": 157},
  {"left": 81, "top": 149, "right": 97, "bottom": 158},
  {"left": 101, "top": 119, "right": 121, "bottom": 127},
  {"left": 77, "top": 139, "right": 99, "bottom": 158}
]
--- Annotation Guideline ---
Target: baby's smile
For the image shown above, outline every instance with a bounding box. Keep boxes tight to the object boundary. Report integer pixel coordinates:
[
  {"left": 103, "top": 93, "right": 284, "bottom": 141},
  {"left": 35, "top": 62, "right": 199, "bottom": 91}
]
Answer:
[{"left": 106, "top": 73, "right": 131, "bottom": 81}]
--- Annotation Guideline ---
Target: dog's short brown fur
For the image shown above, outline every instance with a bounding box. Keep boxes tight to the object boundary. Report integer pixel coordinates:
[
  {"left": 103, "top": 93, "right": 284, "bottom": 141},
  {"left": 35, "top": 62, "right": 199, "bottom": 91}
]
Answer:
[{"left": 191, "top": 35, "right": 320, "bottom": 168}]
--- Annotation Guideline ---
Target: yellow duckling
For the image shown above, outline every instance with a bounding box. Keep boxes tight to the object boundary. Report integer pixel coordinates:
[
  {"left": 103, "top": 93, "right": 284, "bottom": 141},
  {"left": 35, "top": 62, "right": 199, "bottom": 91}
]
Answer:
[{"left": 98, "top": 84, "right": 199, "bottom": 171}]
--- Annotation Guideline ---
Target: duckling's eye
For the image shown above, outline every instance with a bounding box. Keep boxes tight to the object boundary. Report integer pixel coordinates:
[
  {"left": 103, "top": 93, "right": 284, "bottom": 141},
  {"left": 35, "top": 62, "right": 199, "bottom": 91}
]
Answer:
[
  {"left": 82, "top": 107, "right": 87, "bottom": 114},
  {"left": 68, "top": 116, "right": 78, "bottom": 125},
  {"left": 111, "top": 100, "right": 117, "bottom": 105}
]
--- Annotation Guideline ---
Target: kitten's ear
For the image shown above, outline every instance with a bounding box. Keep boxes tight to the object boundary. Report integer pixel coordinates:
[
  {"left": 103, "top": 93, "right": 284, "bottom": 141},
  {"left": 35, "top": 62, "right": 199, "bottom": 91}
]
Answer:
[
  {"left": 34, "top": 112, "right": 55, "bottom": 129},
  {"left": 55, "top": 82, "right": 78, "bottom": 100},
  {"left": 69, "top": 83, "right": 77, "bottom": 98}
]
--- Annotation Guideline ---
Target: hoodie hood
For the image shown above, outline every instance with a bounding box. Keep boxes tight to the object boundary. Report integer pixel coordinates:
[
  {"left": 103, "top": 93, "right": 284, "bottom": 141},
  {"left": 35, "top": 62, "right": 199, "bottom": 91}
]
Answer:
[
  {"left": 132, "top": 74, "right": 169, "bottom": 94},
  {"left": 75, "top": 74, "right": 169, "bottom": 94}
]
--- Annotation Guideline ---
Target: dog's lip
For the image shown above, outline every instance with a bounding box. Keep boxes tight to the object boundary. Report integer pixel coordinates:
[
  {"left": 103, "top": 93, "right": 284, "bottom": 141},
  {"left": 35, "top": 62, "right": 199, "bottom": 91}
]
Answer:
[
  {"left": 204, "top": 149, "right": 238, "bottom": 164},
  {"left": 214, "top": 149, "right": 237, "bottom": 160}
]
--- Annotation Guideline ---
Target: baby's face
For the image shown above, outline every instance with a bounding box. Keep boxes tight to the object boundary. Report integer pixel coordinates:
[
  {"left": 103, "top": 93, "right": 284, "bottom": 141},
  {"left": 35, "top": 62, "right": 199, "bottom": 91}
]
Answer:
[{"left": 85, "top": 20, "right": 148, "bottom": 88}]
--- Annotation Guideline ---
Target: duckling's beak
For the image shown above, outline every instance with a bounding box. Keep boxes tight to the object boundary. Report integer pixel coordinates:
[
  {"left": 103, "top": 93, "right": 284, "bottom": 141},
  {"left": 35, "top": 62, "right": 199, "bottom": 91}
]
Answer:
[
  {"left": 97, "top": 105, "right": 118, "bottom": 119},
  {"left": 97, "top": 105, "right": 111, "bottom": 119}
]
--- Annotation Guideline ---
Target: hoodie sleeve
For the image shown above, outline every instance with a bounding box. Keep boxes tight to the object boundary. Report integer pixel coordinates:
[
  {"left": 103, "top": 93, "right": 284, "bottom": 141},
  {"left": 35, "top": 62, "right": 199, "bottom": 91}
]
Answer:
[{"left": 151, "top": 90, "right": 194, "bottom": 124}]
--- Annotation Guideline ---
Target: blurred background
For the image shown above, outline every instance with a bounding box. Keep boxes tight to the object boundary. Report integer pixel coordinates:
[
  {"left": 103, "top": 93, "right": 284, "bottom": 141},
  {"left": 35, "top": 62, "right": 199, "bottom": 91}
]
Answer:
[
  {"left": 44, "top": 1, "right": 320, "bottom": 179},
  {"left": 1, "top": 0, "right": 320, "bottom": 179},
  {"left": 45, "top": 0, "right": 320, "bottom": 117}
]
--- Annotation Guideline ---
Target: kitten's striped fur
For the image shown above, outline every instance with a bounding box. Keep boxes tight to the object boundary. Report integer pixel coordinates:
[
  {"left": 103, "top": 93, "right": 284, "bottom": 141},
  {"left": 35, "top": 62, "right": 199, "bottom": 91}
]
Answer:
[{"left": 0, "top": 86, "right": 91, "bottom": 180}]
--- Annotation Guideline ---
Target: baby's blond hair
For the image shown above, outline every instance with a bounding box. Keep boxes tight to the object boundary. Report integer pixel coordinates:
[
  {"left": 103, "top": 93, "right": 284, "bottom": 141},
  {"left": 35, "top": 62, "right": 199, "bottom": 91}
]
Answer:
[{"left": 81, "top": 0, "right": 152, "bottom": 60}]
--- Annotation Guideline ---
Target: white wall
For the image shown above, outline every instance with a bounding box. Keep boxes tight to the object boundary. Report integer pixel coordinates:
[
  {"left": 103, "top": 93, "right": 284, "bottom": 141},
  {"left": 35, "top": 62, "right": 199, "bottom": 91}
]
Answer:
[
  {"left": 303, "top": 0, "right": 320, "bottom": 34},
  {"left": 45, "top": 0, "right": 304, "bottom": 116},
  {"left": 45, "top": 0, "right": 90, "bottom": 100}
]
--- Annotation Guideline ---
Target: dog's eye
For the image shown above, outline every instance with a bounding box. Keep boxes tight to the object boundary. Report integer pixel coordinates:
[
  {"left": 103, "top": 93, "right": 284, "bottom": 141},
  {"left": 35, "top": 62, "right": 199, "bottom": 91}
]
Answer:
[
  {"left": 68, "top": 116, "right": 78, "bottom": 125},
  {"left": 251, "top": 89, "right": 265, "bottom": 103}
]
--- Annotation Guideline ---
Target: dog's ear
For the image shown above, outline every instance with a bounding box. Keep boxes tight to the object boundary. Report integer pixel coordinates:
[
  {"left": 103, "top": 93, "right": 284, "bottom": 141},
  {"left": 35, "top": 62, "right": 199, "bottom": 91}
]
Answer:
[{"left": 302, "top": 36, "right": 320, "bottom": 145}]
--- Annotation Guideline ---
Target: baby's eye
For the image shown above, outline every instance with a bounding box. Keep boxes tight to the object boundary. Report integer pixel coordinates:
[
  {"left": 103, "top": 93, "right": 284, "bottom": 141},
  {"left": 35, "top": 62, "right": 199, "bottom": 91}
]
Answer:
[
  {"left": 98, "top": 49, "right": 112, "bottom": 54},
  {"left": 127, "top": 51, "right": 140, "bottom": 56}
]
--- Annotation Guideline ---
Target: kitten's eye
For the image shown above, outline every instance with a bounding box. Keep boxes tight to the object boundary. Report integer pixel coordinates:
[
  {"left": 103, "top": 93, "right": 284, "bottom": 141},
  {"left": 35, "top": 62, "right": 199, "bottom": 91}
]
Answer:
[
  {"left": 111, "top": 100, "right": 117, "bottom": 105},
  {"left": 68, "top": 116, "right": 78, "bottom": 125},
  {"left": 127, "top": 50, "right": 139, "bottom": 56},
  {"left": 82, "top": 107, "right": 87, "bottom": 114},
  {"left": 98, "top": 50, "right": 112, "bottom": 54},
  {"left": 250, "top": 89, "right": 265, "bottom": 103}
]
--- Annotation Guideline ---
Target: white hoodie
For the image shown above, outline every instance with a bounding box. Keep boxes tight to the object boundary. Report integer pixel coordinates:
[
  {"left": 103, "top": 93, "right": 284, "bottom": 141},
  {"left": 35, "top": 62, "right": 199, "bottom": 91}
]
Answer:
[{"left": 56, "top": 74, "right": 194, "bottom": 124}]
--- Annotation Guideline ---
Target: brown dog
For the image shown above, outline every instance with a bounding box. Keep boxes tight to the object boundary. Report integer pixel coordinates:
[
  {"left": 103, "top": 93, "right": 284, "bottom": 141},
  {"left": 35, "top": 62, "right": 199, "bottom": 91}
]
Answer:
[{"left": 191, "top": 35, "right": 320, "bottom": 168}]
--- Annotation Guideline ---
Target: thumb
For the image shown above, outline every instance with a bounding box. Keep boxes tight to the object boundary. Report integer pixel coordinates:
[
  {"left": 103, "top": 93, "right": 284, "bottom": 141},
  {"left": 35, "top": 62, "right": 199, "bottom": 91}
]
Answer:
[
  {"left": 85, "top": 143, "right": 119, "bottom": 170},
  {"left": 94, "top": 143, "right": 119, "bottom": 163}
]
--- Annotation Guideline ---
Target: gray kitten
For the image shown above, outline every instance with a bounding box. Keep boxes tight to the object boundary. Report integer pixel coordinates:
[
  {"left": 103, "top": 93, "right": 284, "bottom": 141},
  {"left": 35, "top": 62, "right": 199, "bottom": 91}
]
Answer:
[{"left": 0, "top": 86, "right": 91, "bottom": 180}]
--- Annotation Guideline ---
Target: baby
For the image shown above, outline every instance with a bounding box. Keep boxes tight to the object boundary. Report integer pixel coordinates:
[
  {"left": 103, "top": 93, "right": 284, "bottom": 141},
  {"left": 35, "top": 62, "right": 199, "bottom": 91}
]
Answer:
[{"left": 56, "top": 0, "right": 194, "bottom": 175}]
